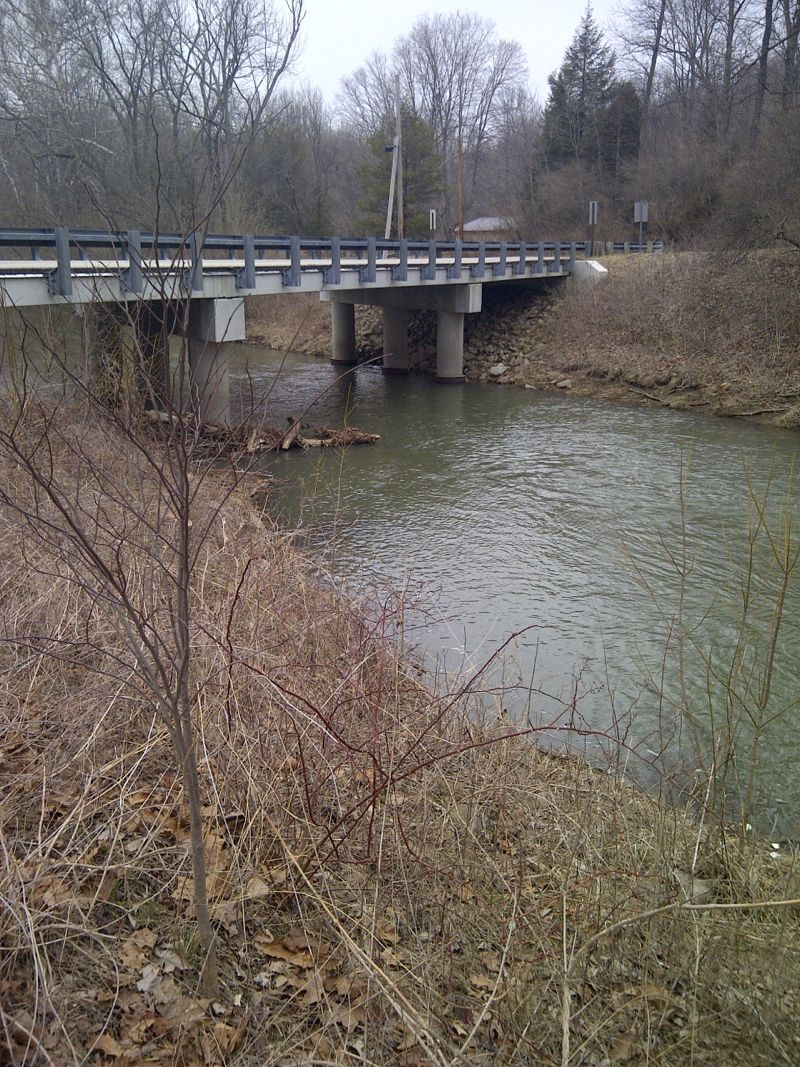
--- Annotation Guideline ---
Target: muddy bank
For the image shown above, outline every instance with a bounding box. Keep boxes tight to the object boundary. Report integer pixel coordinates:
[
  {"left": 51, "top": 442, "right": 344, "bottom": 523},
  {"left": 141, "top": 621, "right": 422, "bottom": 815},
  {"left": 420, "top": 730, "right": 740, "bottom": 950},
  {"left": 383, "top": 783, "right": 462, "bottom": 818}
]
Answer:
[{"left": 246, "top": 250, "right": 800, "bottom": 427}]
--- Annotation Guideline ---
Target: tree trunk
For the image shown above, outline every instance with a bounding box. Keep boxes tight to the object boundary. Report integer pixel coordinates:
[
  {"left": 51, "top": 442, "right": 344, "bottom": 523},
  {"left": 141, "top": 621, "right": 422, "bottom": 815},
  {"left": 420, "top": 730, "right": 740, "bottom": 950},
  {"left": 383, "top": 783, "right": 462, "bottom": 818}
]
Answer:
[
  {"left": 751, "top": 0, "right": 775, "bottom": 141},
  {"left": 178, "top": 719, "right": 219, "bottom": 997},
  {"left": 640, "top": 0, "right": 667, "bottom": 149},
  {"left": 782, "top": 0, "right": 800, "bottom": 108}
]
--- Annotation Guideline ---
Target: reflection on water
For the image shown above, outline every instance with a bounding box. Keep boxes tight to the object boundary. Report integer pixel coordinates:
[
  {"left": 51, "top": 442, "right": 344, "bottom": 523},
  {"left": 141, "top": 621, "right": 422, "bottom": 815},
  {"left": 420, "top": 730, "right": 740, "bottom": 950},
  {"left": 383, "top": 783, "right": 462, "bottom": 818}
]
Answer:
[{"left": 229, "top": 345, "right": 800, "bottom": 836}]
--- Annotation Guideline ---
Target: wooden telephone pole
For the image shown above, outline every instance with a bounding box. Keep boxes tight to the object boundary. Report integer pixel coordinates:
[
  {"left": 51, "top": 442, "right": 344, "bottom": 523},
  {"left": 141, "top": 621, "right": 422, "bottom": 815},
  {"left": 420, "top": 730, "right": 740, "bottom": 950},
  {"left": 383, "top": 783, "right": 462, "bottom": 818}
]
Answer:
[{"left": 384, "top": 75, "right": 404, "bottom": 239}]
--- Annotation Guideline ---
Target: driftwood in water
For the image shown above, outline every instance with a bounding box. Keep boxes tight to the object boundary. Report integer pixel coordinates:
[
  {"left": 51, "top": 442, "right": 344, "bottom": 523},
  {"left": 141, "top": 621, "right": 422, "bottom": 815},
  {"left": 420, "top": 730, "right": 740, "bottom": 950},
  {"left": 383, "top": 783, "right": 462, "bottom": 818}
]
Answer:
[
  {"left": 297, "top": 427, "right": 381, "bottom": 448},
  {"left": 279, "top": 419, "right": 304, "bottom": 451}
]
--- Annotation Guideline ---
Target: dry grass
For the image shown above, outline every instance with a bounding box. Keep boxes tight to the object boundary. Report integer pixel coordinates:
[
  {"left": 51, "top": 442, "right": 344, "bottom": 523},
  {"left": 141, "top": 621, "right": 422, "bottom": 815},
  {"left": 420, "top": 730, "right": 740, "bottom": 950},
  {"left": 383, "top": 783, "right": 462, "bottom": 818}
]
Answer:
[
  {"left": 519, "top": 249, "right": 800, "bottom": 421},
  {"left": 244, "top": 294, "right": 332, "bottom": 358},
  {"left": 1, "top": 411, "right": 799, "bottom": 1066}
]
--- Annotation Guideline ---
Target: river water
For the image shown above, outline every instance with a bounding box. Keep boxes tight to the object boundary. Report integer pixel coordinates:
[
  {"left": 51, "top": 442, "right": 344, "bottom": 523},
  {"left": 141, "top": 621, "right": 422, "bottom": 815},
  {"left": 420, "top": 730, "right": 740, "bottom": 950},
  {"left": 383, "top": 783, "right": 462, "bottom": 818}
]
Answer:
[{"left": 230, "top": 347, "right": 800, "bottom": 838}]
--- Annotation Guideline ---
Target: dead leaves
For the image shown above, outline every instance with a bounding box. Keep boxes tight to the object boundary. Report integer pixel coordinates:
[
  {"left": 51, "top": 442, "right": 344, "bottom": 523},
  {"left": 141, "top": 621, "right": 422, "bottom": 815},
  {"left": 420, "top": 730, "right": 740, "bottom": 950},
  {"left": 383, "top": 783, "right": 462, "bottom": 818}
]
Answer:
[{"left": 120, "top": 927, "right": 158, "bottom": 969}]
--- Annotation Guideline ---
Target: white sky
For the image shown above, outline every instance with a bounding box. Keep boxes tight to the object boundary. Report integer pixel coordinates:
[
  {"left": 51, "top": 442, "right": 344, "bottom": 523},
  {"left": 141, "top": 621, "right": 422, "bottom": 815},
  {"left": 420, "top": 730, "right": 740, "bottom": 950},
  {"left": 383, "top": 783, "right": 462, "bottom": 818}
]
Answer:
[{"left": 289, "top": 0, "right": 621, "bottom": 108}]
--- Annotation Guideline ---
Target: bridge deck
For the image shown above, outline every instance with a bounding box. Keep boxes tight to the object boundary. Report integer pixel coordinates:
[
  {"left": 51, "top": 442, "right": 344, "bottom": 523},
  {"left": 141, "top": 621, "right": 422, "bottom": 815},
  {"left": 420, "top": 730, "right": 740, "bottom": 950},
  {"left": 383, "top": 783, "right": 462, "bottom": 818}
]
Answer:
[{"left": 0, "top": 252, "right": 568, "bottom": 308}]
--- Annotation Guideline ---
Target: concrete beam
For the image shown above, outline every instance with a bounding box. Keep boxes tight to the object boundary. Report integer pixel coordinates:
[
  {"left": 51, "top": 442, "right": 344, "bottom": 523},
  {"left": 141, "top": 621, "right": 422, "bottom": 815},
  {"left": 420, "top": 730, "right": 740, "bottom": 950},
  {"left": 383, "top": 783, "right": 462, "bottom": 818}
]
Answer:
[
  {"left": 331, "top": 301, "right": 357, "bottom": 365},
  {"left": 436, "top": 311, "right": 465, "bottom": 383},
  {"left": 382, "top": 307, "right": 409, "bottom": 374},
  {"left": 322, "top": 282, "right": 482, "bottom": 315}
]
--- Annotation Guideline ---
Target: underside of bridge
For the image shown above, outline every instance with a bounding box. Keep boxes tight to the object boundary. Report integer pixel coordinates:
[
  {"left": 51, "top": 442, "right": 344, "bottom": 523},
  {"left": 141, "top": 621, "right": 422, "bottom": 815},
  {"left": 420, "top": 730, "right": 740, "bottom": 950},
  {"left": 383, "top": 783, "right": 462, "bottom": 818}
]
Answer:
[
  {"left": 324, "top": 280, "right": 495, "bottom": 384},
  {"left": 69, "top": 264, "right": 608, "bottom": 425},
  {"left": 80, "top": 265, "right": 608, "bottom": 423}
]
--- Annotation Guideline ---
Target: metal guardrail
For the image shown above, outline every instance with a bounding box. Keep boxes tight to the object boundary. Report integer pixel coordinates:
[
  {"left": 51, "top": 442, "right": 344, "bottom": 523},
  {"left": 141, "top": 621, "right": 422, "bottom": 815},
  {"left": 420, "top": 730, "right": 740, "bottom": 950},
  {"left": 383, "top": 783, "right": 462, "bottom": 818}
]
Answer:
[{"left": 0, "top": 227, "right": 665, "bottom": 299}]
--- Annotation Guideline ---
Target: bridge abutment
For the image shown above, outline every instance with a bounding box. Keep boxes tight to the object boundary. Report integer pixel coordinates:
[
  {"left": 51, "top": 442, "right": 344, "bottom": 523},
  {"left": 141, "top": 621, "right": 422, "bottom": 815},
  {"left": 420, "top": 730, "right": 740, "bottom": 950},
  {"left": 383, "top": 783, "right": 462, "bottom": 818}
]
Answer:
[
  {"left": 435, "top": 311, "right": 465, "bottom": 383},
  {"left": 381, "top": 307, "right": 409, "bottom": 374},
  {"left": 330, "top": 302, "right": 358, "bottom": 366}
]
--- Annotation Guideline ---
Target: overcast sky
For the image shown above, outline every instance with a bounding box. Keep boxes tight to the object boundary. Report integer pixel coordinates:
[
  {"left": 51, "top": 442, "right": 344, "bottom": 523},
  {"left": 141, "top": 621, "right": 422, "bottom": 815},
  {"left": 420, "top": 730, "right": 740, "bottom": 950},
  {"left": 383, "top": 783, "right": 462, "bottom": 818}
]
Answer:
[{"left": 289, "top": 0, "right": 621, "bottom": 108}]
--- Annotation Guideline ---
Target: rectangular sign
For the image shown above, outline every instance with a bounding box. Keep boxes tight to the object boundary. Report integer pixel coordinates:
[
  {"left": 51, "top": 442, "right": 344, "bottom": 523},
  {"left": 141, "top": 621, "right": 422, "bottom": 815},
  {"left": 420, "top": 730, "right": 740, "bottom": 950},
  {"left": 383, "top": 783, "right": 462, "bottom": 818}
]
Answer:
[
  {"left": 588, "top": 201, "right": 599, "bottom": 226},
  {"left": 429, "top": 209, "right": 437, "bottom": 232},
  {"left": 634, "top": 200, "right": 649, "bottom": 223}
]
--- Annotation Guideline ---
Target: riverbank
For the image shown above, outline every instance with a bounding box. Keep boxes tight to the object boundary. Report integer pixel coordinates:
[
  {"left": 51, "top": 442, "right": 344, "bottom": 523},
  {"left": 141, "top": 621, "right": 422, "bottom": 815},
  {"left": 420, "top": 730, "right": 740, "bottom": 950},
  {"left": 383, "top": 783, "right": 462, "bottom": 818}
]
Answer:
[
  {"left": 246, "top": 248, "right": 800, "bottom": 427},
  {"left": 1, "top": 412, "right": 798, "bottom": 1065}
]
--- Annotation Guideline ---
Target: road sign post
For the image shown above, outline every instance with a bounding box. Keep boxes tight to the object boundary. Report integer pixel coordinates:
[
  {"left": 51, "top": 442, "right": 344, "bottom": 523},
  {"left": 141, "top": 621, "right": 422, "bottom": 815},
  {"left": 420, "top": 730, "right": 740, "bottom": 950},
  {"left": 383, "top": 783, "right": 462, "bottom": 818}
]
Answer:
[{"left": 634, "top": 200, "right": 648, "bottom": 250}]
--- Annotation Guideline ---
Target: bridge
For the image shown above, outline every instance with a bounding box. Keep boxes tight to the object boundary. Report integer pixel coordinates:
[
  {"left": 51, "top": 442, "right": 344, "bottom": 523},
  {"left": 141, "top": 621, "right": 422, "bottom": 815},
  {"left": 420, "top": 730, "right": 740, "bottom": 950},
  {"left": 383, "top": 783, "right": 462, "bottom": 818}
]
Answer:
[{"left": 0, "top": 227, "right": 612, "bottom": 423}]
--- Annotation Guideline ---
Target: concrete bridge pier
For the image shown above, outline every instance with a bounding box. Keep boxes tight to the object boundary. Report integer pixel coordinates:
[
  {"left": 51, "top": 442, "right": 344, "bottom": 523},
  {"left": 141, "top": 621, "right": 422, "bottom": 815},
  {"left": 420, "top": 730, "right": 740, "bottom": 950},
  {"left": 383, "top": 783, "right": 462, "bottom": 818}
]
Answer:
[
  {"left": 382, "top": 307, "right": 409, "bottom": 374},
  {"left": 321, "top": 281, "right": 480, "bottom": 381},
  {"left": 435, "top": 311, "right": 465, "bottom": 383},
  {"left": 185, "top": 298, "right": 245, "bottom": 425},
  {"left": 330, "top": 302, "right": 358, "bottom": 366}
]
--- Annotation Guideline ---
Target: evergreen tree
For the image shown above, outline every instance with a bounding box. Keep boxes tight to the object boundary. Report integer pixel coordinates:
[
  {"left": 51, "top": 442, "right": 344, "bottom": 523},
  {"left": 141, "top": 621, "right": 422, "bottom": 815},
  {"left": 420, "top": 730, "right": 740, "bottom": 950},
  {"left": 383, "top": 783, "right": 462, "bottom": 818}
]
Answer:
[
  {"left": 597, "top": 81, "right": 641, "bottom": 176},
  {"left": 542, "top": 7, "right": 618, "bottom": 169},
  {"left": 355, "top": 106, "right": 444, "bottom": 238}
]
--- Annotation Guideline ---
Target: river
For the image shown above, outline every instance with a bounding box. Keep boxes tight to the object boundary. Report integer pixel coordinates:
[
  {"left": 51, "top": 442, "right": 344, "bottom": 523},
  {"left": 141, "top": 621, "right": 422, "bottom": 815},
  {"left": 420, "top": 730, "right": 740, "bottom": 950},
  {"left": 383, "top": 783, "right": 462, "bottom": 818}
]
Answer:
[{"left": 230, "top": 346, "right": 800, "bottom": 839}]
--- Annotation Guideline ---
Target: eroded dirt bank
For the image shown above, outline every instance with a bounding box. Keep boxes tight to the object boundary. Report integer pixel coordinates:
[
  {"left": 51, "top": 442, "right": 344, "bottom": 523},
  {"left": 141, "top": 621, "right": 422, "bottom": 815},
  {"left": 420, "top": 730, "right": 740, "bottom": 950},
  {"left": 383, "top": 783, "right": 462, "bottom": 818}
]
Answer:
[{"left": 246, "top": 249, "right": 800, "bottom": 427}]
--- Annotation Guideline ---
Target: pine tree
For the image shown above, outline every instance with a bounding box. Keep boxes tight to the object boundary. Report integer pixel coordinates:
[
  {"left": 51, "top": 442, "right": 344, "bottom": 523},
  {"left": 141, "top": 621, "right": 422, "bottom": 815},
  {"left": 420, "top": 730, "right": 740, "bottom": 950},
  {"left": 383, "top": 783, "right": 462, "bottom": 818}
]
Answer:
[{"left": 543, "top": 7, "right": 618, "bottom": 169}]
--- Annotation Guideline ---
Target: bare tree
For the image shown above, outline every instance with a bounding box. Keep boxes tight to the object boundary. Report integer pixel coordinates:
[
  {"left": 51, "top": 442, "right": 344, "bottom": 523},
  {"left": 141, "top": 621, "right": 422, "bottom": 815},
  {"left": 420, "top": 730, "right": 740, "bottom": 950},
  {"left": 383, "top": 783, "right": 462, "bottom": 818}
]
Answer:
[
  {"left": 751, "top": 0, "right": 776, "bottom": 137},
  {"left": 0, "top": 0, "right": 304, "bottom": 228},
  {"left": 338, "top": 13, "right": 527, "bottom": 233},
  {"left": 778, "top": 0, "right": 800, "bottom": 106},
  {"left": 338, "top": 51, "right": 395, "bottom": 139}
]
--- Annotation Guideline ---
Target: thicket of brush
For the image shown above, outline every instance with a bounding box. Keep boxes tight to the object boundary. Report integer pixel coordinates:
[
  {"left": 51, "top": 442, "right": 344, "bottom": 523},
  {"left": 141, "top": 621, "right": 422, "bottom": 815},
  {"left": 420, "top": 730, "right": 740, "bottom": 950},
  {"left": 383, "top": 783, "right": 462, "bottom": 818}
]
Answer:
[{"left": 1, "top": 404, "right": 798, "bottom": 1066}]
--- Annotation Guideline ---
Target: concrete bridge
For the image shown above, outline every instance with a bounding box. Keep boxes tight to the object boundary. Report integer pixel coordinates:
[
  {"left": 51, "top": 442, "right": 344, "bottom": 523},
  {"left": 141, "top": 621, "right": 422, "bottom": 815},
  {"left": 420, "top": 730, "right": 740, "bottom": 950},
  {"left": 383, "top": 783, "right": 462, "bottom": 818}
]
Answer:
[{"left": 0, "top": 227, "right": 607, "bottom": 422}]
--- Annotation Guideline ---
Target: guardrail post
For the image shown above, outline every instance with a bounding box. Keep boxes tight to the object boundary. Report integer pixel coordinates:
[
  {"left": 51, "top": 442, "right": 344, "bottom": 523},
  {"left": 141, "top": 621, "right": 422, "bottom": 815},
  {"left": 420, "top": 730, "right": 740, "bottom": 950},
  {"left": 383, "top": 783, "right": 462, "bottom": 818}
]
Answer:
[
  {"left": 568, "top": 243, "right": 576, "bottom": 273},
  {"left": 447, "top": 240, "right": 462, "bottom": 280},
  {"left": 471, "top": 243, "right": 486, "bottom": 279},
  {"left": 551, "top": 242, "right": 562, "bottom": 273},
  {"left": 236, "top": 234, "right": 256, "bottom": 290},
  {"left": 123, "top": 229, "right": 143, "bottom": 293},
  {"left": 187, "top": 232, "right": 204, "bottom": 293},
  {"left": 513, "top": 242, "right": 527, "bottom": 276},
  {"left": 393, "top": 238, "right": 408, "bottom": 281},
  {"left": 536, "top": 242, "right": 545, "bottom": 274},
  {"left": 421, "top": 240, "right": 437, "bottom": 281},
  {"left": 48, "top": 227, "right": 72, "bottom": 298},
  {"left": 493, "top": 242, "right": 508, "bottom": 278},
  {"left": 283, "top": 236, "right": 301, "bottom": 287},
  {"left": 361, "top": 237, "right": 377, "bottom": 283},
  {"left": 324, "top": 236, "right": 341, "bottom": 285}
]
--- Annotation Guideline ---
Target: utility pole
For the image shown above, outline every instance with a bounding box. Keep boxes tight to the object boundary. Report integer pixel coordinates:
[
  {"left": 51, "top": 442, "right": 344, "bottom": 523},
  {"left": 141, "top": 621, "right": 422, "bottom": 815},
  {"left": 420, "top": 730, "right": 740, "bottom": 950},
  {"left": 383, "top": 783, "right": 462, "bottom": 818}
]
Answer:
[
  {"left": 384, "top": 139, "right": 398, "bottom": 240},
  {"left": 384, "top": 75, "right": 404, "bottom": 240},
  {"left": 456, "top": 135, "right": 465, "bottom": 237},
  {"left": 395, "top": 74, "right": 404, "bottom": 239}
]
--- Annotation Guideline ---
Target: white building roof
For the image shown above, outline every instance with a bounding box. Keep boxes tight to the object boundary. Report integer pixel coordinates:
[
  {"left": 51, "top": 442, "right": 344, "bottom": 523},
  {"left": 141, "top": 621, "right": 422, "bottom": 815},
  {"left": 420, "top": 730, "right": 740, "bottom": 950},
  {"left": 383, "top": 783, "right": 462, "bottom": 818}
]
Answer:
[{"left": 461, "top": 216, "right": 515, "bottom": 231}]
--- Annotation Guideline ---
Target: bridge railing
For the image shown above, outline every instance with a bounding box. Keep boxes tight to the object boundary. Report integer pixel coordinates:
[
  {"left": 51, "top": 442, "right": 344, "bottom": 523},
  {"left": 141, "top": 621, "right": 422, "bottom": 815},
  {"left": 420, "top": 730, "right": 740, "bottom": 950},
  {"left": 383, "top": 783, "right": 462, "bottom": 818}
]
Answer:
[{"left": 0, "top": 227, "right": 664, "bottom": 299}]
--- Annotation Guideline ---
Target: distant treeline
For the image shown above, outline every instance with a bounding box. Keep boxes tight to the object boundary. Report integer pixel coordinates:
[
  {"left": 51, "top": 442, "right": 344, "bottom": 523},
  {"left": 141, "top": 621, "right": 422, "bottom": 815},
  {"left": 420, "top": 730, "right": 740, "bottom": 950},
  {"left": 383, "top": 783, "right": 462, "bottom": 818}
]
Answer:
[{"left": 0, "top": 0, "right": 797, "bottom": 246}]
